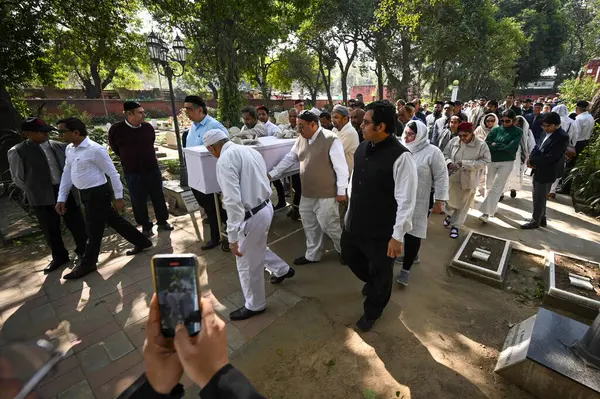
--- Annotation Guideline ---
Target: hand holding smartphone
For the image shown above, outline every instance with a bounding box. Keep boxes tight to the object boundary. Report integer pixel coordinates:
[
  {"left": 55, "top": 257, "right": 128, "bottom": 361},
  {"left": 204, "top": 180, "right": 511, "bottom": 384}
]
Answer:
[{"left": 151, "top": 254, "right": 202, "bottom": 337}]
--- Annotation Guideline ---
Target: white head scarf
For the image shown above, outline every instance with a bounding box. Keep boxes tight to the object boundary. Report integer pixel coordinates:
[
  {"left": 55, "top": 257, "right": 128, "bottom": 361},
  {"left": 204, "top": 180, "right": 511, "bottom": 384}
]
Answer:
[
  {"left": 480, "top": 113, "right": 499, "bottom": 134},
  {"left": 401, "top": 120, "right": 429, "bottom": 153},
  {"left": 515, "top": 115, "right": 530, "bottom": 134},
  {"left": 552, "top": 104, "right": 579, "bottom": 145}
]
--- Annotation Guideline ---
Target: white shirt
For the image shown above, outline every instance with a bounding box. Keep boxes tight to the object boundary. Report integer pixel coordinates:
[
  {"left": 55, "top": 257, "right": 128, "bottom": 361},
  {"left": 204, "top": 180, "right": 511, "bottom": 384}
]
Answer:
[
  {"left": 216, "top": 141, "right": 272, "bottom": 243},
  {"left": 58, "top": 138, "right": 124, "bottom": 202},
  {"left": 264, "top": 120, "right": 281, "bottom": 137},
  {"left": 332, "top": 122, "right": 360, "bottom": 173},
  {"left": 347, "top": 152, "right": 418, "bottom": 241},
  {"left": 269, "top": 128, "right": 349, "bottom": 195},
  {"left": 576, "top": 112, "right": 595, "bottom": 142}
]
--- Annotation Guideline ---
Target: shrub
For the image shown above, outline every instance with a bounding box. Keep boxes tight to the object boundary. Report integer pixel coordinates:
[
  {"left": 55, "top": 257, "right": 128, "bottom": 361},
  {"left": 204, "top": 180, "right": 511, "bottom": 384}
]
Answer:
[
  {"left": 144, "top": 108, "right": 171, "bottom": 119},
  {"left": 558, "top": 77, "right": 600, "bottom": 110},
  {"left": 565, "top": 123, "right": 600, "bottom": 214},
  {"left": 90, "top": 113, "right": 123, "bottom": 125},
  {"left": 48, "top": 101, "right": 92, "bottom": 126}
]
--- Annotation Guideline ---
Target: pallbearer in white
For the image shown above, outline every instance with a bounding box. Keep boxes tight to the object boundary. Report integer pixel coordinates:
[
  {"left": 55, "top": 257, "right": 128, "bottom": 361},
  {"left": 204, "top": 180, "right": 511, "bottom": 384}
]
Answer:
[{"left": 203, "top": 129, "right": 294, "bottom": 321}]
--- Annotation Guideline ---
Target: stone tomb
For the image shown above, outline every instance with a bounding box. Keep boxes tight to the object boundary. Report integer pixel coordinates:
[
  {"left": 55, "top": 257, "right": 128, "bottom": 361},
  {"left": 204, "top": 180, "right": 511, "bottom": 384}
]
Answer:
[
  {"left": 544, "top": 251, "right": 600, "bottom": 319},
  {"left": 450, "top": 231, "right": 511, "bottom": 287},
  {"left": 495, "top": 308, "right": 600, "bottom": 399}
]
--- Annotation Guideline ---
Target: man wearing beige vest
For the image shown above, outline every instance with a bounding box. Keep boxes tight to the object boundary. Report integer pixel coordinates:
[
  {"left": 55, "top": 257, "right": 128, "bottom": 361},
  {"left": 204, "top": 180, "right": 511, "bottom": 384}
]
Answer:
[{"left": 269, "top": 110, "right": 349, "bottom": 265}]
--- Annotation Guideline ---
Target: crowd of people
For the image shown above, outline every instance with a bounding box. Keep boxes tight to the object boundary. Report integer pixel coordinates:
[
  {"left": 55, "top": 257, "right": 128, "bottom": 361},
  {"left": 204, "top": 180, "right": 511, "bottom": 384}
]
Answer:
[{"left": 5, "top": 91, "right": 596, "bottom": 398}]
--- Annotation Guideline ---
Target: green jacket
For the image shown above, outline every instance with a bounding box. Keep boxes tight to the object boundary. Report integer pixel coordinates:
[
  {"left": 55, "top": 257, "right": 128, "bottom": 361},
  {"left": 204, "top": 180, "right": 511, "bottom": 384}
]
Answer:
[{"left": 485, "top": 125, "right": 523, "bottom": 162}]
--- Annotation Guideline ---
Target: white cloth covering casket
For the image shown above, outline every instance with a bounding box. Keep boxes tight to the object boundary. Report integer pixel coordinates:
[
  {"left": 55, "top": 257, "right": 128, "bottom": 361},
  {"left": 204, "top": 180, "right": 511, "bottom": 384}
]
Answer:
[{"left": 183, "top": 136, "right": 299, "bottom": 194}]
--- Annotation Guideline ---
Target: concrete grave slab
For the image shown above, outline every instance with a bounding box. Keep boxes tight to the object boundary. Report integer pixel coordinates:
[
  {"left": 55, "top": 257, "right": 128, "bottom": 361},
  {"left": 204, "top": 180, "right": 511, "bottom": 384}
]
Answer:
[
  {"left": 495, "top": 308, "right": 600, "bottom": 399},
  {"left": 449, "top": 231, "right": 511, "bottom": 287},
  {"left": 544, "top": 251, "right": 600, "bottom": 319}
]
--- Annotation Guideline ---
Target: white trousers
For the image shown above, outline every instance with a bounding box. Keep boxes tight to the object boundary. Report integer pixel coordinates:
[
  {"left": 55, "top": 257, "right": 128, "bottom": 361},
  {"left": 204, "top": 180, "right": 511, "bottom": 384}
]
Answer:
[
  {"left": 299, "top": 196, "right": 342, "bottom": 261},
  {"left": 481, "top": 161, "right": 513, "bottom": 216},
  {"left": 237, "top": 203, "right": 289, "bottom": 311}
]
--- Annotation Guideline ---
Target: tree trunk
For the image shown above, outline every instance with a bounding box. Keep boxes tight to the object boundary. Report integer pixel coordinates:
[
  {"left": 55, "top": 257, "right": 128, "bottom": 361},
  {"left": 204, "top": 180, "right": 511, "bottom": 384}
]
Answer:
[
  {"left": 399, "top": 32, "right": 412, "bottom": 100},
  {"left": 376, "top": 60, "right": 384, "bottom": 100},
  {"left": 590, "top": 88, "right": 600, "bottom": 121},
  {"left": 319, "top": 55, "right": 333, "bottom": 108},
  {"left": 0, "top": 81, "right": 22, "bottom": 132},
  {"left": 208, "top": 82, "right": 219, "bottom": 100}
]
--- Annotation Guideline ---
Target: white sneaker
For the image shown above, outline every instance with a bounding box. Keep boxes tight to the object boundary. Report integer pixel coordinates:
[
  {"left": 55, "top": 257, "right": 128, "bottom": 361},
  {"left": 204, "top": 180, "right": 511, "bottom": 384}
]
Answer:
[{"left": 478, "top": 214, "right": 489, "bottom": 223}]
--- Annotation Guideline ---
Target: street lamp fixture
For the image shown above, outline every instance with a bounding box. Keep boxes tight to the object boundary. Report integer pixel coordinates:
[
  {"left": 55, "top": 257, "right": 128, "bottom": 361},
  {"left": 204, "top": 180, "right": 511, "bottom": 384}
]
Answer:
[{"left": 146, "top": 32, "right": 189, "bottom": 187}]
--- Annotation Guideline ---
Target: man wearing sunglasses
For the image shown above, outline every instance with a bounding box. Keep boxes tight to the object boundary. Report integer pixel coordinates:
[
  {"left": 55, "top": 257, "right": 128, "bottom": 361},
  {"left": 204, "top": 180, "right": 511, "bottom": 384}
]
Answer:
[{"left": 8, "top": 118, "right": 88, "bottom": 274}]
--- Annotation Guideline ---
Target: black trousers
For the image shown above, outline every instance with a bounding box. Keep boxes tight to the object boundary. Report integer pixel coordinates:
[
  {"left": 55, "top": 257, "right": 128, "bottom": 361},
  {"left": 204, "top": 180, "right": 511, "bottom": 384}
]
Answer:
[
  {"left": 33, "top": 185, "right": 87, "bottom": 261},
  {"left": 80, "top": 184, "right": 151, "bottom": 265},
  {"left": 124, "top": 169, "right": 169, "bottom": 230},
  {"left": 191, "top": 189, "right": 227, "bottom": 242},
  {"left": 532, "top": 181, "right": 552, "bottom": 225},
  {"left": 342, "top": 230, "right": 394, "bottom": 320},
  {"left": 401, "top": 233, "right": 421, "bottom": 271},
  {"left": 291, "top": 174, "right": 301, "bottom": 207},
  {"left": 272, "top": 180, "right": 285, "bottom": 206}
]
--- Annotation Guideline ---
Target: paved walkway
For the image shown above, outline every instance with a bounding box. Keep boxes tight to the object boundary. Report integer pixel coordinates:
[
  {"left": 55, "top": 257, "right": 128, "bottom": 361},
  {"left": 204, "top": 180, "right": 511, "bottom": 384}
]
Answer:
[{"left": 0, "top": 177, "right": 598, "bottom": 398}]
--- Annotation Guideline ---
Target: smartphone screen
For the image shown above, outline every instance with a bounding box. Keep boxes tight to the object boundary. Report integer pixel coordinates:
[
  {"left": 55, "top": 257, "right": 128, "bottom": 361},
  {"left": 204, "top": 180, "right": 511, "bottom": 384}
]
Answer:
[{"left": 152, "top": 254, "right": 202, "bottom": 337}]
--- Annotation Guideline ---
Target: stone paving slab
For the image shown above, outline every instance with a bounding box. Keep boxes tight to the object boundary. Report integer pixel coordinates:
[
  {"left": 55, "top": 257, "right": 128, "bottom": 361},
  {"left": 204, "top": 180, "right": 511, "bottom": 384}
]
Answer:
[{"left": 0, "top": 211, "right": 303, "bottom": 399}]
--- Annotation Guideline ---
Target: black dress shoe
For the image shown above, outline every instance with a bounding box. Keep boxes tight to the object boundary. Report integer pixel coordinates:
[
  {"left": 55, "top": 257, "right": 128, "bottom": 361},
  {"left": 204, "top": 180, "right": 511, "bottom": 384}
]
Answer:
[
  {"left": 270, "top": 267, "right": 295, "bottom": 284},
  {"left": 520, "top": 221, "right": 540, "bottom": 230},
  {"left": 499, "top": 195, "right": 505, "bottom": 202},
  {"left": 540, "top": 217, "right": 547, "bottom": 227},
  {"left": 355, "top": 315, "right": 377, "bottom": 332},
  {"left": 293, "top": 256, "right": 318, "bottom": 266},
  {"left": 201, "top": 240, "right": 220, "bottom": 251},
  {"left": 361, "top": 283, "right": 371, "bottom": 296},
  {"left": 63, "top": 264, "right": 97, "bottom": 280},
  {"left": 142, "top": 228, "right": 155, "bottom": 237},
  {"left": 273, "top": 202, "right": 287, "bottom": 211},
  {"left": 229, "top": 306, "right": 266, "bottom": 321},
  {"left": 44, "top": 258, "right": 69, "bottom": 274},
  {"left": 126, "top": 240, "right": 153, "bottom": 256},
  {"left": 510, "top": 189, "right": 517, "bottom": 198},
  {"left": 157, "top": 222, "right": 174, "bottom": 231}
]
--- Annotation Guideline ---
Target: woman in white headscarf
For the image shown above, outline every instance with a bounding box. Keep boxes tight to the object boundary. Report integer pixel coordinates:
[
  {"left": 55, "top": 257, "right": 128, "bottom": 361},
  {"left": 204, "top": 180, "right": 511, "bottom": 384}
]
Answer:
[
  {"left": 548, "top": 104, "right": 580, "bottom": 198},
  {"left": 473, "top": 113, "right": 498, "bottom": 196},
  {"left": 396, "top": 120, "right": 449, "bottom": 286},
  {"left": 503, "top": 115, "right": 535, "bottom": 199}
]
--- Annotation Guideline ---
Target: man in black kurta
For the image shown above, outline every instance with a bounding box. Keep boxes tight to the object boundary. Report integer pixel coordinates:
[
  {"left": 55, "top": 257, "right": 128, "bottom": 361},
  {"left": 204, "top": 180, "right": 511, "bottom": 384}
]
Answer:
[
  {"left": 342, "top": 101, "right": 418, "bottom": 332},
  {"left": 109, "top": 101, "right": 173, "bottom": 236}
]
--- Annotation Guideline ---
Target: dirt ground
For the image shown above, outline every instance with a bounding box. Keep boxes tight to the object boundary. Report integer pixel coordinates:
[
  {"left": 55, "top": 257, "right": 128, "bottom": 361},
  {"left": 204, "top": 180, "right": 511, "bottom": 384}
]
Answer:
[{"left": 2, "top": 179, "right": 599, "bottom": 399}]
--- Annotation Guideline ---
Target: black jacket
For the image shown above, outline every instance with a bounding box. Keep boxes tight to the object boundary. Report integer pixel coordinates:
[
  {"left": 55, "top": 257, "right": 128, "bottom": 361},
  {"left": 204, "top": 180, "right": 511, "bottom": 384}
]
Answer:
[
  {"left": 524, "top": 113, "right": 545, "bottom": 145},
  {"left": 529, "top": 128, "right": 569, "bottom": 184},
  {"left": 121, "top": 365, "right": 265, "bottom": 399}
]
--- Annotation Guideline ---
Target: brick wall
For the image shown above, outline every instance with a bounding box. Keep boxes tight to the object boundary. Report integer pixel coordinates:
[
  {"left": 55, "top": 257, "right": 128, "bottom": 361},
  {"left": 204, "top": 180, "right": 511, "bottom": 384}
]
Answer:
[{"left": 25, "top": 98, "right": 333, "bottom": 117}]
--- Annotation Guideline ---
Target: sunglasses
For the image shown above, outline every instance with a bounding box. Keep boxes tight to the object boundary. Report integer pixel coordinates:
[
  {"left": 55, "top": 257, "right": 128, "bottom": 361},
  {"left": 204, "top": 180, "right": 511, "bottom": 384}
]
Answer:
[{"left": 501, "top": 119, "right": 513, "bottom": 124}]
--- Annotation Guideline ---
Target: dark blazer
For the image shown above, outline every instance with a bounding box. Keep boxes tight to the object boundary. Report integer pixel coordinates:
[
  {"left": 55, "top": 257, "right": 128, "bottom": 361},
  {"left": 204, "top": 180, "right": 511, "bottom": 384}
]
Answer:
[
  {"left": 529, "top": 128, "right": 569, "bottom": 184},
  {"left": 122, "top": 365, "right": 265, "bottom": 399},
  {"left": 524, "top": 113, "right": 545, "bottom": 145}
]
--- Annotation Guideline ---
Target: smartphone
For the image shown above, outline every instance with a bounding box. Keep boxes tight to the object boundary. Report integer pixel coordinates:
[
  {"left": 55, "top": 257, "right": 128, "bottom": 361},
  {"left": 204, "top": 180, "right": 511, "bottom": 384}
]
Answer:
[{"left": 151, "top": 254, "right": 202, "bottom": 337}]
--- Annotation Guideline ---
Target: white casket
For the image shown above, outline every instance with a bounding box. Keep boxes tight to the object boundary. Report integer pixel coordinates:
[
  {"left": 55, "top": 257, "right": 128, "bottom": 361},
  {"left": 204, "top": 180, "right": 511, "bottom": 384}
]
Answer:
[{"left": 183, "top": 136, "right": 299, "bottom": 194}]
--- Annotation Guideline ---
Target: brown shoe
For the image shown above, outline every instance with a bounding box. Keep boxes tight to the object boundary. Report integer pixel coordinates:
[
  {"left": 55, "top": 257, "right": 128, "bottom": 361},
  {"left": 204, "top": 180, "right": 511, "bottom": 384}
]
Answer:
[{"left": 547, "top": 193, "right": 556, "bottom": 199}]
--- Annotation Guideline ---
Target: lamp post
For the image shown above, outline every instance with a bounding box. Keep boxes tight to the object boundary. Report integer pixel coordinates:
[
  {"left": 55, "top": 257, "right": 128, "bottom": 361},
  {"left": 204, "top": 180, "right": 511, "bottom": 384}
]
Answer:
[
  {"left": 146, "top": 32, "right": 189, "bottom": 187},
  {"left": 451, "top": 79, "right": 460, "bottom": 102}
]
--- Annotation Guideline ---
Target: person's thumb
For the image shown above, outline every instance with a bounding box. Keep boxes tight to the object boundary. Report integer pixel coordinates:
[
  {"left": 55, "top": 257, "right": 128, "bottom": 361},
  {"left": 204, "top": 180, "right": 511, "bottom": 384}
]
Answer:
[{"left": 173, "top": 323, "right": 193, "bottom": 356}]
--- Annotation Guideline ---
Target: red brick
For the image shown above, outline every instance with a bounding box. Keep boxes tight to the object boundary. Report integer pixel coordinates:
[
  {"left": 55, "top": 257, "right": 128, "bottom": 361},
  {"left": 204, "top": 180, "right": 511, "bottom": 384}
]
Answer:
[
  {"left": 70, "top": 321, "right": 120, "bottom": 353},
  {"left": 39, "top": 354, "right": 79, "bottom": 386},
  {"left": 230, "top": 311, "right": 278, "bottom": 340},
  {"left": 86, "top": 350, "right": 143, "bottom": 388},
  {"left": 95, "top": 362, "right": 146, "bottom": 399},
  {"left": 37, "top": 366, "right": 85, "bottom": 399}
]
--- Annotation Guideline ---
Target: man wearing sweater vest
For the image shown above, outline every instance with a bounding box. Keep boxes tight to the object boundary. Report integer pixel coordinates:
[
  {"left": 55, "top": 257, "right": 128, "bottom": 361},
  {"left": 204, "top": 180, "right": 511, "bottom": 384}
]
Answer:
[
  {"left": 269, "top": 111, "right": 349, "bottom": 265},
  {"left": 343, "top": 101, "right": 418, "bottom": 332},
  {"left": 108, "top": 101, "right": 173, "bottom": 236}
]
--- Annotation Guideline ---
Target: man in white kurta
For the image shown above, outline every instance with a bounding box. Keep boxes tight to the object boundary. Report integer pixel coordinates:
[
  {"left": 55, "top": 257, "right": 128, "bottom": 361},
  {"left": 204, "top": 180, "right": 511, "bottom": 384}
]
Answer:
[
  {"left": 269, "top": 111, "right": 349, "bottom": 265},
  {"left": 257, "top": 105, "right": 282, "bottom": 137},
  {"left": 331, "top": 105, "right": 360, "bottom": 173},
  {"left": 203, "top": 129, "right": 294, "bottom": 321}
]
